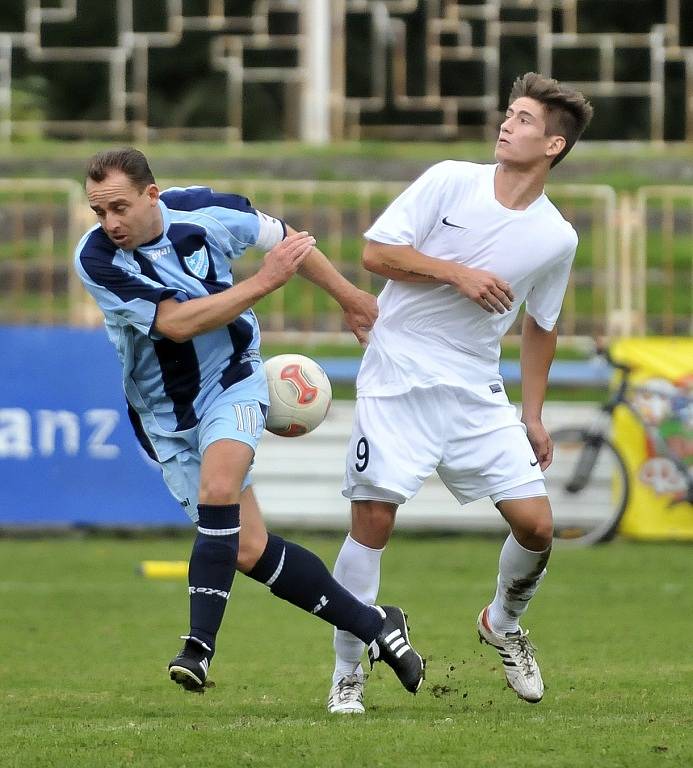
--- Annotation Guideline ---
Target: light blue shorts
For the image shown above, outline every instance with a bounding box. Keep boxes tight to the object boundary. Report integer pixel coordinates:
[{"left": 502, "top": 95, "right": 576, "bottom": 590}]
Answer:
[{"left": 156, "top": 377, "right": 268, "bottom": 523}]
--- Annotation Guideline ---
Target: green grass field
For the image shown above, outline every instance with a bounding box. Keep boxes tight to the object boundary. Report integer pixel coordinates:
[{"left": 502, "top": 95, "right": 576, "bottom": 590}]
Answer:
[{"left": 2, "top": 535, "right": 691, "bottom": 767}]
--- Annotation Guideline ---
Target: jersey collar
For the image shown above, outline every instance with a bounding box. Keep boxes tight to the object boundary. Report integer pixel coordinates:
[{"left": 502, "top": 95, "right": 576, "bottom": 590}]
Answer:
[{"left": 157, "top": 198, "right": 171, "bottom": 236}]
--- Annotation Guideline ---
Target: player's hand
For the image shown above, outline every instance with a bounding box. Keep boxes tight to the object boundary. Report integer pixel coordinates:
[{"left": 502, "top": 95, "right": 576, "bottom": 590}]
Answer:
[
  {"left": 523, "top": 417, "right": 553, "bottom": 471},
  {"left": 453, "top": 265, "right": 514, "bottom": 313},
  {"left": 340, "top": 288, "right": 378, "bottom": 347},
  {"left": 257, "top": 231, "right": 315, "bottom": 292}
]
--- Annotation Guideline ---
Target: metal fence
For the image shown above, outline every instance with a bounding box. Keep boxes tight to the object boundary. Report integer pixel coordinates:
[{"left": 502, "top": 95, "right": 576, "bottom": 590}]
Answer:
[
  {"left": 633, "top": 187, "right": 693, "bottom": 336},
  {"left": 0, "top": 178, "right": 85, "bottom": 324},
  {"left": 0, "top": 178, "right": 690, "bottom": 343}
]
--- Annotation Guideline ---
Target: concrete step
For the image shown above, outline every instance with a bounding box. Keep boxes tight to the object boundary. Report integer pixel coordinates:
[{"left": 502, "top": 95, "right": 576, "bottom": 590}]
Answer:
[{"left": 254, "top": 401, "right": 599, "bottom": 531}]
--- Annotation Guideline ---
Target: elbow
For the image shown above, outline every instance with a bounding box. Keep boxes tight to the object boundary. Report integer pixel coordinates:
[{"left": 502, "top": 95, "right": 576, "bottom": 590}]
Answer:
[
  {"left": 526, "top": 314, "right": 556, "bottom": 337},
  {"left": 362, "top": 243, "right": 383, "bottom": 274},
  {"left": 154, "top": 298, "right": 196, "bottom": 343},
  {"left": 157, "top": 324, "right": 193, "bottom": 344},
  {"left": 154, "top": 316, "right": 195, "bottom": 344},
  {"left": 166, "top": 327, "right": 194, "bottom": 344}
]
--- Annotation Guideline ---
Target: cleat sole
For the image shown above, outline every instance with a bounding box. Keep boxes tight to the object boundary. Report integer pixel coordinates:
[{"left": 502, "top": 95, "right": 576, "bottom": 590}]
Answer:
[
  {"left": 169, "top": 666, "right": 208, "bottom": 693},
  {"left": 477, "top": 611, "right": 544, "bottom": 704},
  {"left": 401, "top": 614, "right": 425, "bottom": 694},
  {"left": 507, "top": 680, "right": 543, "bottom": 704},
  {"left": 412, "top": 657, "right": 426, "bottom": 693}
]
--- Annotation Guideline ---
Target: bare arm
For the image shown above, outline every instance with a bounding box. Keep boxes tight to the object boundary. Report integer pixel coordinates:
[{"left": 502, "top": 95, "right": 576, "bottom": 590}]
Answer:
[
  {"left": 154, "top": 231, "right": 315, "bottom": 343},
  {"left": 289, "top": 224, "right": 378, "bottom": 345},
  {"left": 363, "top": 240, "right": 515, "bottom": 313},
  {"left": 520, "top": 313, "right": 559, "bottom": 470}
]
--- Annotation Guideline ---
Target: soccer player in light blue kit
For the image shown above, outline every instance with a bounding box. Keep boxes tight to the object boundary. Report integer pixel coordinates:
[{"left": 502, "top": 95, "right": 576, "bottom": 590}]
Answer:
[{"left": 74, "top": 148, "right": 425, "bottom": 697}]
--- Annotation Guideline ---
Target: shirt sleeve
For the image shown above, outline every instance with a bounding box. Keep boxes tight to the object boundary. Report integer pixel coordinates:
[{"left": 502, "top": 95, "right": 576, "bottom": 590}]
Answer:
[
  {"left": 524, "top": 242, "right": 577, "bottom": 331},
  {"left": 364, "top": 161, "right": 453, "bottom": 250},
  {"left": 75, "top": 230, "right": 188, "bottom": 338},
  {"left": 160, "top": 186, "right": 286, "bottom": 258},
  {"left": 253, "top": 209, "right": 286, "bottom": 251}
]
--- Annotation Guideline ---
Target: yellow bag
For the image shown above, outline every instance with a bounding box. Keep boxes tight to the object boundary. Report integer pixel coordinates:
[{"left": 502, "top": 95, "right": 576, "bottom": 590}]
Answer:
[{"left": 610, "top": 337, "right": 693, "bottom": 540}]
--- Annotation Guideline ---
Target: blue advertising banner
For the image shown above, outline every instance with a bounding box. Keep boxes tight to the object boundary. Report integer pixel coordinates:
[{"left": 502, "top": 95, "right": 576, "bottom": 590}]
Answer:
[
  {"left": 1, "top": 327, "right": 182, "bottom": 527},
  {"left": 1, "top": 327, "right": 612, "bottom": 528}
]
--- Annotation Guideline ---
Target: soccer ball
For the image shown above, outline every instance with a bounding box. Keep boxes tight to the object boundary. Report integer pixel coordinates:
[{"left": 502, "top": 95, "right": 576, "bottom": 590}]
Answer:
[{"left": 264, "top": 354, "right": 332, "bottom": 437}]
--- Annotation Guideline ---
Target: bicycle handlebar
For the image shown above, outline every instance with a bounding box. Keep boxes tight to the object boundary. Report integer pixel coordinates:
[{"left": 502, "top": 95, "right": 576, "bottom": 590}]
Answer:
[{"left": 594, "top": 339, "right": 632, "bottom": 374}]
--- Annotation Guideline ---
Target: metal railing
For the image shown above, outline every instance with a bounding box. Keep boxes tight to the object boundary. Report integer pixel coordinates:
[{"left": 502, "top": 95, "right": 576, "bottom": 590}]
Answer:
[
  {"left": 0, "top": 178, "right": 86, "bottom": 324},
  {"left": 0, "top": 179, "right": 690, "bottom": 343},
  {"left": 163, "top": 179, "right": 621, "bottom": 343},
  {"left": 633, "top": 187, "right": 693, "bottom": 336}
]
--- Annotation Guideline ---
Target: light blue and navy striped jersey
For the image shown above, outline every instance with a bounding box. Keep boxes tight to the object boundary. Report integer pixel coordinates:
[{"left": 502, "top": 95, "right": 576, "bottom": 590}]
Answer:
[{"left": 74, "top": 186, "right": 286, "bottom": 436}]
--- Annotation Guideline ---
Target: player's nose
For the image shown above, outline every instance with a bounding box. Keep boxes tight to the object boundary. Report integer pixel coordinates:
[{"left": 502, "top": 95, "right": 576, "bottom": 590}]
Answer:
[{"left": 104, "top": 213, "right": 121, "bottom": 232}]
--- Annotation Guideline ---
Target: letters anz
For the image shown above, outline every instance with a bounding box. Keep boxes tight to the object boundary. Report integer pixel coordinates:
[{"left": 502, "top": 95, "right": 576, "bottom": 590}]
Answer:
[{"left": 0, "top": 408, "right": 120, "bottom": 459}]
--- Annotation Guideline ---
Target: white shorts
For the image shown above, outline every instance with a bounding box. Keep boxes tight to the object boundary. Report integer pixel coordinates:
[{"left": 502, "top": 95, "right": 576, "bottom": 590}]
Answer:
[{"left": 342, "top": 385, "right": 545, "bottom": 506}]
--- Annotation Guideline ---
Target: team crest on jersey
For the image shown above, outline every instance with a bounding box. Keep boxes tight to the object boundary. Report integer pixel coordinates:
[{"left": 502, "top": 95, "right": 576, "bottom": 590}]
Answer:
[{"left": 184, "top": 246, "right": 210, "bottom": 278}]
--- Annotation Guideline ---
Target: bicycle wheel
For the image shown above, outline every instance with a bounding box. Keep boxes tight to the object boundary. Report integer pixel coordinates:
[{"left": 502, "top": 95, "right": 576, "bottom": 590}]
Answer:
[{"left": 545, "top": 428, "right": 629, "bottom": 545}]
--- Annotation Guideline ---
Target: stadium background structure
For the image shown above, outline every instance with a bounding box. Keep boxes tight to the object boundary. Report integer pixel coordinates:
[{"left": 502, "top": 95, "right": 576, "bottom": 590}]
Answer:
[
  {"left": 0, "top": 4, "right": 690, "bottom": 765},
  {"left": 1, "top": 0, "right": 693, "bottom": 142}
]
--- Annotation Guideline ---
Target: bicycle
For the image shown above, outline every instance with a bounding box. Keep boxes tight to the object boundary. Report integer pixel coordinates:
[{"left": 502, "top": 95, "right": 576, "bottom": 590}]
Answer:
[{"left": 546, "top": 345, "right": 693, "bottom": 545}]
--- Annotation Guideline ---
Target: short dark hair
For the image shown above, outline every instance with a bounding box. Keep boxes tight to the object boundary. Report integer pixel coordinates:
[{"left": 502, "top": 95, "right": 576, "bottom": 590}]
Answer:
[
  {"left": 509, "top": 73, "right": 594, "bottom": 167},
  {"left": 85, "top": 148, "right": 156, "bottom": 191}
]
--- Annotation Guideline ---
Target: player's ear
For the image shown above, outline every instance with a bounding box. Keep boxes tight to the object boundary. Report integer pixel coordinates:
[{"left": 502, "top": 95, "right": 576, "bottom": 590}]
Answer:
[
  {"left": 146, "top": 183, "right": 160, "bottom": 205},
  {"left": 546, "top": 135, "right": 565, "bottom": 161}
]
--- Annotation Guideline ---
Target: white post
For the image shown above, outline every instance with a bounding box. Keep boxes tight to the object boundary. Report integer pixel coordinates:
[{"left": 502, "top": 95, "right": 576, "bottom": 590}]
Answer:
[
  {"left": 300, "top": 0, "right": 331, "bottom": 143},
  {"left": 0, "top": 35, "right": 11, "bottom": 142}
]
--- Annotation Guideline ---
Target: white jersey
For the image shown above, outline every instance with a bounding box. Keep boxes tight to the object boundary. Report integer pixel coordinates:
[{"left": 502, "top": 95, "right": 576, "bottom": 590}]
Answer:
[{"left": 358, "top": 161, "right": 578, "bottom": 397}]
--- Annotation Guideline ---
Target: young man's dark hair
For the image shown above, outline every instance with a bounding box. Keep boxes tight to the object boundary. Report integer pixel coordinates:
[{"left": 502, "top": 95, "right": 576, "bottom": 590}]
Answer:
[
  {"left": 509, "top": 72, "right": 594, "bottom": 166},
  {"left": 85, "top": 148, "right": 156, "bottom": 191}
]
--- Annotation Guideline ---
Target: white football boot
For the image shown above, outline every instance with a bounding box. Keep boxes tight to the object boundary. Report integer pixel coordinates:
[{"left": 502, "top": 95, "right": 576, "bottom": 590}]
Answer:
[
  {"left": 327, "top": 673, "right": 365, "bottom": 714},
  {"left": 477, "top": 606, "right": 544, "bottom": 703}
]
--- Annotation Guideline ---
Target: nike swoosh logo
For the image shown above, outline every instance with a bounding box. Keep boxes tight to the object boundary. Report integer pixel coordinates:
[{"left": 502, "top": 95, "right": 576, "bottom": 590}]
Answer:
[
  {"left": 530, "top": 459, "right": 539, "bottom": 466},
  {"left": 441, "top": 216, "right": 468, "bottom": 230}
]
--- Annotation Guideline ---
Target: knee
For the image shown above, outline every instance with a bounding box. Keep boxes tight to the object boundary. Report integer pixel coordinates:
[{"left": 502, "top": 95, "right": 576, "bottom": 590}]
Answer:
[
  {"left": 514, "top": 516, "right": 554, "bottom": 551},
  {"left": 533, "top": 516, "right": 554, "bottom": 549},
  {"left": 236, "top": 531, "right": 268, "bottom": 574},
  {"left": 199, "top": 477, "right": 240, "bottom": 506},
  {"left": 351, "top": 501, "right": 397, "bottom": 549}
]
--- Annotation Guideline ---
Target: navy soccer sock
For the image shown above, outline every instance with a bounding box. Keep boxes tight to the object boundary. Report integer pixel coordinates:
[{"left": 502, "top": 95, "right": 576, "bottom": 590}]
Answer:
[
  {"left": 246, "top": 533, "right": 384, "bottom": 644},
  {"left": 187, "top": 504, "right": 240, "bottom": 657}
]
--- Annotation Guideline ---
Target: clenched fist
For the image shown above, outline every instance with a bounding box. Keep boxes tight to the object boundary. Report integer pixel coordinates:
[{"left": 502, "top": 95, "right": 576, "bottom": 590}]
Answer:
[{"left": 256, "top": 231, "right": 316, "bottom": 293}]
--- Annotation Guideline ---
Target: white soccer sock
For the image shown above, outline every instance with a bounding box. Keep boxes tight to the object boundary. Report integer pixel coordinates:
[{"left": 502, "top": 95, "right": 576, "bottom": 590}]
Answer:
[
  {"left": 332, "top": 533, "right": 384, "bottom": 684},
  {"left": 487, "top": 532, "right": 551, "bottom": 635}
]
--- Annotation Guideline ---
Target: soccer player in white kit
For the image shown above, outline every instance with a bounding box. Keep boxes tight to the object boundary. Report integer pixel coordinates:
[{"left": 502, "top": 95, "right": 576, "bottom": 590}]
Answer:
[{"left": 327, "top": 73, "right": 594, "bottom": 713}]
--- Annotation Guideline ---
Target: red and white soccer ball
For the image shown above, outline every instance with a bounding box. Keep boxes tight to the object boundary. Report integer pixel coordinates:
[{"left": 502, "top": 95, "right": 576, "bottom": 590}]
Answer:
[{"left": 264, "top": 354, "right": 333, "bottom": 437}]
